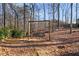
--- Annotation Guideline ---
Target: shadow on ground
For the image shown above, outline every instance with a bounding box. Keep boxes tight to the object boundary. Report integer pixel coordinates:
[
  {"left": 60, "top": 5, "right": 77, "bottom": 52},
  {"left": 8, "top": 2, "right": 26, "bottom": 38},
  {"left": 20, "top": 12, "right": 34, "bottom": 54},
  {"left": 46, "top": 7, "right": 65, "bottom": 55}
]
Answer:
[
  {"left": 62, "top": 52, "right": 79, "bottom": 56},
  {"left": 0, "top": 39, "right": 79, "bottom": 48}
]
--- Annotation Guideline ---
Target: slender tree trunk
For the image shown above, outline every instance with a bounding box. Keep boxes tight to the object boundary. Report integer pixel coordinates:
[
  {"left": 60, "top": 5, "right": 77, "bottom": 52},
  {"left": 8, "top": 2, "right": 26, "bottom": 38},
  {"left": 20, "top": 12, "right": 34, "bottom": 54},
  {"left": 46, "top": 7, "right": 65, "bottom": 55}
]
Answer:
[
  {"left": 14, "top": 14, "right": 17, "bottom": 28},
  {"left": 38, "top": 9, "right": 39, "bottom": 21},
  {"left": 16, "top": 14, "right": 18, "bottom": 29},
  {"left": 62, "top": 9, "right": 64, "bottom": 28},
  {"left": 58, "top": 3, "right": 60, "bottom": 29},
  {"left": 29, "top": 4, "right": 32, "bottom": 36},
  {"left": 76, "top": 3, "right": 77, "bottom": 27},
  {"left": 37, "top": 5, "right": 40, "bottom": 31},
  {"left": 2, "top": 3, "right": 6, "bottom": 28},
  {"left": 70, "top": 3, "right": 73, "bottom": 34},
  {"left": 9, "top": 14, "right": 12, "bottom": 28},
  {"left": 43, "top": 3, "right": 46, "bottom": 20},
  {"left": 52, "top": 3, "right": 55, "bottom": 32},
  {"left": 32, "top": 4, "right": 35, "bottom": 21},
  {"left": 31, "top": 3, "right": 35, "bottom": 32},
  {"left": 43, "top": 4, "right": 46, "bottom": 29},
  {"left": 65, "top": 11, "right": 67, "bottom": 26},
  {"left": 24, "top": 3, "right": 26, "bottom": 34}
]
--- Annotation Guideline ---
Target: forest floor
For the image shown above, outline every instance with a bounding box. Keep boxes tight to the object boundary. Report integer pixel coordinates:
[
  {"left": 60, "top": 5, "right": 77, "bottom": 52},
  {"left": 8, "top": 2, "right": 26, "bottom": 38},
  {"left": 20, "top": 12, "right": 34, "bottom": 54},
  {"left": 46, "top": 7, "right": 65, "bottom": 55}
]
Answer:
[{"left": 0, "top": 28, "right": 79, "bottom": 56}]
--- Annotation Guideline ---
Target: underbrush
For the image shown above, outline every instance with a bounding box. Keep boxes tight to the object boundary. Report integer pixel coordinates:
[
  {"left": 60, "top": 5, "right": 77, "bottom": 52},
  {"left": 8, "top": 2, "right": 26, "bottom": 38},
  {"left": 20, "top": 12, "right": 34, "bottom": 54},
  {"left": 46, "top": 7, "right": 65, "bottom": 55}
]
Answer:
[
  {"left": 11, "top": 29, "right": 24, "bottom": 38},
  {"left": 0, "top": 27, "right": 27, "bottom": 41},
  {"left": 0, "top": 27, "right": 11, "bottom": 40}
]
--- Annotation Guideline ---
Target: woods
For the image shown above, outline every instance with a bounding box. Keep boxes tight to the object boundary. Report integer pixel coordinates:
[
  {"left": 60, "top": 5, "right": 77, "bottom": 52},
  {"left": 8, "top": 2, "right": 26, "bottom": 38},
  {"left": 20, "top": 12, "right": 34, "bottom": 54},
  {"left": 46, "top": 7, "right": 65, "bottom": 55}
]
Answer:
[
  {"left": 0, "top": 3, "right": 79, "bottom": 39},
  {"left": 0, "top": 3, "right": 79, "bottom": 56}
]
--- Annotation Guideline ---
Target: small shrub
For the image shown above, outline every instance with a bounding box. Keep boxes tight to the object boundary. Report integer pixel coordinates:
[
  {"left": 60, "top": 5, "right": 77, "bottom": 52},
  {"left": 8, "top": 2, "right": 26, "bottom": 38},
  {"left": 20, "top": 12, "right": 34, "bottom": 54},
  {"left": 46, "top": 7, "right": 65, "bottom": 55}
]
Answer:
[
  {"left": 0, "top": 27, "right": 11, "bottom": 40},
  {"left": 0, "top": 27, "right": 27, "bottom": 40},
  {"left": 11, "top": 29, "right": 24, "bottom": 38},
  {"left": 2, "top": 27, "right": 11, "bottom": 38},
  {"left": 0, "top": 30, "right": 5, "bottom": 40}
]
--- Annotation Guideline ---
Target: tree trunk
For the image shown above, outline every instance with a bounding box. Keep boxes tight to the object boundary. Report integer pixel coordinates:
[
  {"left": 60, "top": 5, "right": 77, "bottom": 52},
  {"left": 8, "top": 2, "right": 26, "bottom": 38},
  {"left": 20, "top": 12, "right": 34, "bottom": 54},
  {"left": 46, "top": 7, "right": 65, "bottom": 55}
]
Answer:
[
  {"left": 76, "top": 3, "right": 77, "bottom": 27},
  {"left": 43, "top": 4, "right": 46, "bottom": 30},
  {"left": 2, "top": 3, "right": 6, "bottom": 28},
  {"left": 23, "top": 3, "right": 26, "bottom": 35},
  {"left": 52, "top": 3, "right": 55, "bottom": 32},
  {"left": 70, "top": 3, "right": 73, "bottom": 34},
  {"left": 58, "top": 3, "right": 60, "bottom": 29}
]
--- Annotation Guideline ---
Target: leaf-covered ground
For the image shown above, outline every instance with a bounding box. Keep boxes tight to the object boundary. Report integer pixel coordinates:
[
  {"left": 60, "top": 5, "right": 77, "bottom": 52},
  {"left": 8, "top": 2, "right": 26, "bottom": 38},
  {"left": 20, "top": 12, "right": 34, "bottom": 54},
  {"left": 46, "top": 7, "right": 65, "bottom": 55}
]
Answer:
[{"left": 0, "top": 29, "right": 79, "bottom": 56}]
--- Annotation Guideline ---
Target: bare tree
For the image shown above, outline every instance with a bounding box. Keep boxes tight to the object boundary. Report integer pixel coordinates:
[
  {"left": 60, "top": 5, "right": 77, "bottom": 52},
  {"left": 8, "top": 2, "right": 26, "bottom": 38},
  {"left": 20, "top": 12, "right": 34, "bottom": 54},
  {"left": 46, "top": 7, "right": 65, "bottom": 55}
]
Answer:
[
  {"left": 32, "top": 3, "right": 35, "bottom": 21},
  {"left": 30, "top": 3, "right": 35, "bottom": 33},
  {"left": 37, "top": 4, "right": 40, "bottom": 31},
  {"left": 58, "top": 3, "right": 60, "bottom": 29},
  {"left": 23, "top": 3, "right": 26, "bottom": 35},
  {"left": 43, "top": 3, "right": 46, "bottom": 20},
  {"left": 76, "top": 3, "right": 77, "bottom": 27},
  {"left": 52, "top": 3, "right": 55, "bottom": 31},
  {"left": 9, "top": 4, "right": 19, "bottom": 29},
  {"left": 2, "top": 3, "right": 6, "bottom": 28},
  {"left": 43, "top": 3, "right": 46, "bottom": 29},
  {"left": 70, "top": 3, "right": 73, "bottom": 34}
]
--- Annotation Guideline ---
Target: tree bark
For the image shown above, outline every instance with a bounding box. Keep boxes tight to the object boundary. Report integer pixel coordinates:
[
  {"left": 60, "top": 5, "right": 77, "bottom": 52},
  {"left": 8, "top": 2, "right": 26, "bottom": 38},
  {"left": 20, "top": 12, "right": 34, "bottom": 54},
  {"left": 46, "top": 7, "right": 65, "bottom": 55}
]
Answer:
[
  {"left": 43, "top": 4, "right": 46, "bottom": 29},
  {"left": 58, "top": 3, "right": 60, "bottom": 29},
  {"left": 23, "top": 3, "right": 26, "bottom": 34},
  {"left": 52, "top": 3, "right": 55, "bottom": 32},
  {"left": 70, "top": 3, "right": 73, "bottom": 34},
  {"left": 2, "top": 3, "right": 6, "bottom": 28},
  {"left": 76, "top": 3, "right": 77, "bottom": 27}
]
